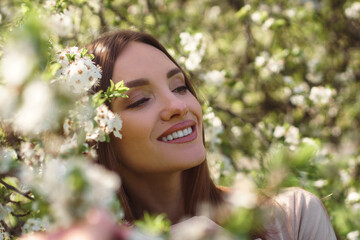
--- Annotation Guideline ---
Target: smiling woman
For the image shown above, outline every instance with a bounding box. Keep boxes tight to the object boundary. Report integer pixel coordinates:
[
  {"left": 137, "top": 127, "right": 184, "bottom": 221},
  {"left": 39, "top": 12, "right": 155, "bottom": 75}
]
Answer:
[
  {"left": 80, "top": 30, "right": 337, "bottom": 240},
  {"left": 86, "top": 30, "right": 224, "bottom": 226}
]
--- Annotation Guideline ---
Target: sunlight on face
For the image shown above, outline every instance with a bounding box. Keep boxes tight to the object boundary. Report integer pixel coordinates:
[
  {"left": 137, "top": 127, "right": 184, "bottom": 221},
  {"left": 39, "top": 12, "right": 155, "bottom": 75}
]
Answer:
[{"left": 110, "top": 42, "right": 206, "bottom": 175}]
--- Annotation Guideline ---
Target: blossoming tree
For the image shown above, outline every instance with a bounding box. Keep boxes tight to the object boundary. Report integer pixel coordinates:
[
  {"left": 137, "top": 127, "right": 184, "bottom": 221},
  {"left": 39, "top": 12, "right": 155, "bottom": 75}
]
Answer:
[{"left": 0, "top": 0, "right": 359, "bottom": 239}]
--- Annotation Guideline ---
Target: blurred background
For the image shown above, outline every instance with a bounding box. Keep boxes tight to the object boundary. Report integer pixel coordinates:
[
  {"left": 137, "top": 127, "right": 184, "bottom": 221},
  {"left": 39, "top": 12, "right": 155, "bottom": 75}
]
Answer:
[{"left": 0, "top": 0, "right": 359, "bottom": 239}]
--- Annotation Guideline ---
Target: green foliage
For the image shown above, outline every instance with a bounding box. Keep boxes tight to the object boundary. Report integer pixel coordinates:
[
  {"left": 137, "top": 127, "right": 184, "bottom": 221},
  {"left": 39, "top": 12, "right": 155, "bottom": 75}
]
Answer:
[
  {"left": 92, "top": 80, "right": 129, "bottom": 107},
  {"left": 135, "top": 212, "right": 171, "bottom": 238}
]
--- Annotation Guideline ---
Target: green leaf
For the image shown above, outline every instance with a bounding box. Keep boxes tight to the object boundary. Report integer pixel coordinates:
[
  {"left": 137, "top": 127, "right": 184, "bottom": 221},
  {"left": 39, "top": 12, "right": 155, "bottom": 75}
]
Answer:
[
  {"left": 236, "top": 5, "right": 251, "bottom": 20},
  {"left": 135, "top": 212, "right": 171, "bottom": 237},
  {"left": 110, "top": 79, "right": 115, "bottom": 91},
  {"left": 80, "top": 48, "right": 88, "bottom": 58}
]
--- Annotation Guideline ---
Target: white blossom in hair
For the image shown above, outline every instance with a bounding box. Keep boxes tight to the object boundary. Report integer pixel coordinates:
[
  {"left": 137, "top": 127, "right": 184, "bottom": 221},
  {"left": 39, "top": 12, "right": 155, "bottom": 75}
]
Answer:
[{"left": 55, "top": 47, "right": 101, "bottom": 94}]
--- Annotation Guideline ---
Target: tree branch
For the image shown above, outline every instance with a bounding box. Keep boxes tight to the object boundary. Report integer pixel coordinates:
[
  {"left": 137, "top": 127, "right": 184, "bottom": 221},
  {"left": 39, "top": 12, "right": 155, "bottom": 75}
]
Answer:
[{"left": 0, "top": 179, "right": 34, "bottom": 201}]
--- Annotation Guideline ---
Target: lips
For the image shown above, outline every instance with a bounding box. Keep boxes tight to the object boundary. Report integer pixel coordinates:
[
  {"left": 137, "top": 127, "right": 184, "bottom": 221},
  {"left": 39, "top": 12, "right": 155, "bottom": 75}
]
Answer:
[{"left": 157, "top": 120, "right": 197, "bottom": 143}]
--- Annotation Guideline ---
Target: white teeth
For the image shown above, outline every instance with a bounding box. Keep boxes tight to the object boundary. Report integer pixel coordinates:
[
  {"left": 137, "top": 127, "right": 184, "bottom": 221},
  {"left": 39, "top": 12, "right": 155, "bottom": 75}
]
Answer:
[
  {"left": 163, "top": 127, "right": 193, "bottom": 141},
  {"left": 177, "top": 130, "right": 184, "bottom": 138}
]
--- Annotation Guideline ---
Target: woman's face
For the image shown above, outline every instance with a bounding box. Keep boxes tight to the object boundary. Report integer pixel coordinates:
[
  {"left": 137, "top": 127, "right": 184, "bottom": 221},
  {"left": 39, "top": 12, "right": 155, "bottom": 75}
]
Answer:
[{"left": 110, "top": 42, "right": 205, "bottom": 174}]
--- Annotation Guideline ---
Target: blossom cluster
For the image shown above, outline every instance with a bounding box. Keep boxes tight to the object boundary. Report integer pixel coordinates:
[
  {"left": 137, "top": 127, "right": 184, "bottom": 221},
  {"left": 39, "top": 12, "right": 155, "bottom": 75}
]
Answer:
[
  {"left": 273, "top": 125, "right": 300, "bottom": 148},
  {"left": 254, "top": 51, "right": 285, "bottom": 79},
  {"left": 55, "top": 47, "right": 101, "bottom": 94},
  {"left": 179, "top": 32, "right": 206, "bottom": 71},
  {"left": 345, "top": 2, "right": 360, "bottom": 19},
  {"left": 21, "top": 158, "right": 122, "bottom": 226}
]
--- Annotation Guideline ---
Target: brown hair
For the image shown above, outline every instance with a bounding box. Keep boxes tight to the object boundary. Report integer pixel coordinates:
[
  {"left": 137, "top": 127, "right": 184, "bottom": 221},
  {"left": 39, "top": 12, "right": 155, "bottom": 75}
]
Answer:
[{"left": 86, "top": 30, "right": 224, "bottom": 222}]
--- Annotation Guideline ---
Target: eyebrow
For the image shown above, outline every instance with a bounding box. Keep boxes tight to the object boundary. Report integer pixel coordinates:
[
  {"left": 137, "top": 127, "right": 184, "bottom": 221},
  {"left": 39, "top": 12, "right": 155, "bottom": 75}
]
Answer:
[
  {"left": 167, "top": 68, "right": 182, "bottom": 79},
  {"left": 124, "top": 68, "right": 182, "bottom": 88}
]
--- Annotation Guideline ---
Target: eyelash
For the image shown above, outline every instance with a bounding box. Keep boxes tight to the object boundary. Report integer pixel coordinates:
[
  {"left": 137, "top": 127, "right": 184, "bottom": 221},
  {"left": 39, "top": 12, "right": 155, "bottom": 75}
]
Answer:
[
  {"left": 173, "top": 85, "right": 188, "bottom": 94},
  {"left": 127, "top": 86, "right": 188, "bottom": 109},
  {"left": 127, "top": 98, "right": 150, "bottom": 109}
]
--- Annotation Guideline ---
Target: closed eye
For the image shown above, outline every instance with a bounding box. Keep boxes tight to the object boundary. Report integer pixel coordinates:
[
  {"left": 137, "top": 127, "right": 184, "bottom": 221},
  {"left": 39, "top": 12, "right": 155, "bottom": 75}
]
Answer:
[
  {"left": 127, "top": 98, "right": 150, "bottom": 109},
  {"left": 173, "top": 86, "right": 188, "bottom": 94}
]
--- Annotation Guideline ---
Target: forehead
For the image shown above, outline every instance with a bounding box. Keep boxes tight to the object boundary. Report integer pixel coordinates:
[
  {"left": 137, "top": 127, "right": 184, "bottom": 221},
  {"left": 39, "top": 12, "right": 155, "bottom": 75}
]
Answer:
[{"left": 112, "top": 42, "right": 177, "bottom": 82}]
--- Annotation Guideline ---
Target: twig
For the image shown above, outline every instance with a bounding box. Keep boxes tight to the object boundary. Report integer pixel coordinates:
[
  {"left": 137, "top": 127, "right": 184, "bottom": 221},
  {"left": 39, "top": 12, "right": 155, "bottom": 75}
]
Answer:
[
  {"left": 11, "top": 212, "right": 30, "bottom": 218},
  {"left": 0, "top": 179, "right": 34, "bottom": 201}
]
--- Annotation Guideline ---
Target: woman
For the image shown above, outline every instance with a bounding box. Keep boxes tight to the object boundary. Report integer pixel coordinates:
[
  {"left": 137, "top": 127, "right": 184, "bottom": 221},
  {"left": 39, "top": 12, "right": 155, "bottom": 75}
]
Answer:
[
  {"left": 22, "top": 30, "right": 337, "bottom": 239},
  {"left": 87, "top": 30, "right": 223, "bottom": 225},
  {"left": 85, "top": 30, "right": 337, "bottom": 239}
]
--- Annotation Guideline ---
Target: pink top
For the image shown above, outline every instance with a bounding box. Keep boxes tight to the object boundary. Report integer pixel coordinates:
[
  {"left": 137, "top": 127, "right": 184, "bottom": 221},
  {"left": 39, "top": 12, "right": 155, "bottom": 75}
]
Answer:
[{"left": 264, "top": 187, "right": 337, "bottom": 240}]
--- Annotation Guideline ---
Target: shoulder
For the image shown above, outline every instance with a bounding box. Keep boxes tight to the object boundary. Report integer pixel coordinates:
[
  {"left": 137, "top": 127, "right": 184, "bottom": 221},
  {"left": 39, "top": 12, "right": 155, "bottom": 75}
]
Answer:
[
  {"left": 274, "top": 187, "right": 325, "bottom": 211},
  {"left": 268, "top": 187, "right": 337, "bottom": 240}
]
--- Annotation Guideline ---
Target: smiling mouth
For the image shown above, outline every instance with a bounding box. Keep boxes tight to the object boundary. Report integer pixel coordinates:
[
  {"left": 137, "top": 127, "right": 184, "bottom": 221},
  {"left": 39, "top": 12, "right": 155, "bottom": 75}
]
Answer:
[{"left": 161, "top": 126, "right": 193, "bottom": 142}]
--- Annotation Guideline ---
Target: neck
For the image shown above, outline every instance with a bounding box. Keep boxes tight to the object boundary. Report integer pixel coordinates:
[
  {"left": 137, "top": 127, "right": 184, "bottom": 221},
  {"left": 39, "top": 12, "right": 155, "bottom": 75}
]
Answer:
[{"left": 121, "top": 171, "right": 185, "bottom": 224}]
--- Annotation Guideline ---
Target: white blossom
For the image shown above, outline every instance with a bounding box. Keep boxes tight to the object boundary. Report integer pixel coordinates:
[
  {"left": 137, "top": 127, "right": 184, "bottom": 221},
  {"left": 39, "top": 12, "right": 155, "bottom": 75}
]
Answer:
[
  {"left": 293, "top": 82, "right": 309, "bottom": 94},
  {"left": 309, "top": 86, "right": 333, "bottom": 105},
  {"left": 284, "top": 8, "right": 297, "bottom": 18},
  {"left": 283, "top": 76, "right": 294, "bottom": 85},
  {"left": 55, "top": 48, "right": 101, "bottom": 94},
  {"left": 22, "top": 218, "right": 49, "bottom": 234},
  {"left": 36, "top": 159, "right": 121, "bottom": 225},
  {"left": 346, "top": 191, "right": 360, "bottom": 204},
  {"left": 48, "top": 9, "right": 74, "bottom": 37},
  {"left": 43, "top": 0, "right": 56, "bottom": 9},
  {"left": 313, "top": 179, "right": 327, "bottom": 188},
  {"left": 339, "top": 170, "right": 351, "bottom": 186},
  {"left": 58, "top": 134, "right": 80, "bottom": 155},
  {"left": 84, "top": 163, "right": 121, "bottom": 206},
  {"left": 203, "top": 107, "right": 223, "bottom": 148},
  {"left": 273, "top": 126, "right": 285, "bottom": 138},
  {"left": 20, "top": 142, "right": 45, "bottom": 170},
  {"left": 179, "top": 32, "right": 206, "bottom": 71},
  {"left": 200, "top": 70, "right": 226, "bottom": 86},
  {"left": 345, "top": 2, "right": 360, "bottom": 19},
  {"left": 0, "top": 40, "right": 37, "bottom": 87},
  {"left": 228, "top": 174, "right": 257, "bottom": 209},
  {"left": 92, "top": 104, "right": 123, "bottom": 141},
  {"left": 255, "top": 52, "right": 269, "bottom": 67},
  {"left": 266, "top": 57, "right": 284, "bottom": 74},
  {"left": 207, "top": 6, "right": 221, "bottom": 22},
  {"left": 13, "top": 80, "right": 58, "bottom": 135},
  {"left": 231, "top": 126, "right": 242, "bottom": 138},
  {"left": 251, "top": 11, "right": 262, "bottom": 23},
  {"left": 180, "top": 32, "right": 203, "bottom": 52},
  {"left": 207, "top": 150, "right": 232, "bottom": 183},
  {"left": 0, "top": 86, "right": 18, "bottom": 119},
  {"left": 0, "top": 147, "right": 17, "bottom": 174},
  {"left": 347, "top": 230, "right": 360, "bottom": 240},
  {"left": 262, "top": 17, "right": 275, "bottom": 30},
  {"left": 306, "top": 72, "right": 323, "bottom": 84},
  {"left": 290, "top": 95, "right": 305, "bottom": 107},
  {"left": 285, "top": 126, "right": 300, "bottom": 146},
  {"left": 255, "top": 51, "right": 284, "bottom": 78},
  {"left": 273, "top": 125, "right": 300, "bottom": 146},
  {"left": 184, "top": 52, "right": 202, "bottom": 71},
  {"left": 335, "top": 68, "right": 355, "bottom": 82},
  {"left": 128, "top": 5, "right": 141, "bottom": 15}
]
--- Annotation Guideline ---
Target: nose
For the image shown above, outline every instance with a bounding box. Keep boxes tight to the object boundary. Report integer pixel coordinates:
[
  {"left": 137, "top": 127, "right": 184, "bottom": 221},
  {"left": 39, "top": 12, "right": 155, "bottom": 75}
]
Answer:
[{"left": 160, "top": 94, "right": 189, "bottom": 121}]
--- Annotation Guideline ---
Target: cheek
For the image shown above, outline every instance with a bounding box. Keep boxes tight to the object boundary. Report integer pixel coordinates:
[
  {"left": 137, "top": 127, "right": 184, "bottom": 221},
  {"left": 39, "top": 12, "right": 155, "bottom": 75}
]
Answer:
[
  {"left": 188, "top": 96, "right": 203, "bottom": 122},
  {"left": 112, "top": 111, "right": 155, "bottom": 161}
]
